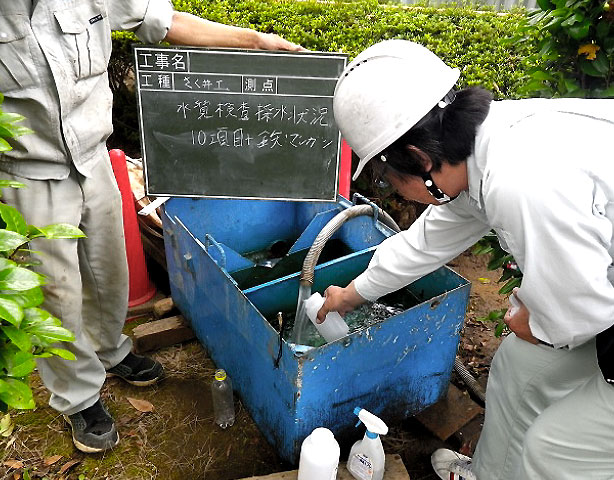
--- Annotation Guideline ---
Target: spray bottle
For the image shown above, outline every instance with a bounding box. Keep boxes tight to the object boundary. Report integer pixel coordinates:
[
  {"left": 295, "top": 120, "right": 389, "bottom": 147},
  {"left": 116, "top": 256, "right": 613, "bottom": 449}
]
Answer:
[{"left": 347, "top": 407, "right": 388, "bottom": 480}]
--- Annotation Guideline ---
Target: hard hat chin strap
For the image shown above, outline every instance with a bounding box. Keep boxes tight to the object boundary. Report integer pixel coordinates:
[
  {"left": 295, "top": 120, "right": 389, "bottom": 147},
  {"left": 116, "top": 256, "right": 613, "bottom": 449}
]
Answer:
[
  {"left": 437, "top": 89, "right": 457, "bottom": 109},
  {"left": 421, "top": 172, "right": 455, "bottom": 204}
]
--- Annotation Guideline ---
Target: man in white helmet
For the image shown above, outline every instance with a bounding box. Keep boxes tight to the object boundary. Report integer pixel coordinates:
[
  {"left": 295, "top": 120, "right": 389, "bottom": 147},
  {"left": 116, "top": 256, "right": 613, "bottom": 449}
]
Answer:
[{"left": 318, "top": 39, "right": 614, "bottom": 480}]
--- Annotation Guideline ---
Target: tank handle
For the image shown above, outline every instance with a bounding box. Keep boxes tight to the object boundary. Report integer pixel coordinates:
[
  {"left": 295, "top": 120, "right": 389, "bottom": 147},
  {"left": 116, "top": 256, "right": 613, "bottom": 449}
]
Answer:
[
  {"left": 352, "top": 192, "right": 401, "bottom": 236},
  {"left": 204, "top": 234, "right": 227, "bottom": 271},
  {"left": 352, "top": 192, "right": 379, "bottom": 225}
]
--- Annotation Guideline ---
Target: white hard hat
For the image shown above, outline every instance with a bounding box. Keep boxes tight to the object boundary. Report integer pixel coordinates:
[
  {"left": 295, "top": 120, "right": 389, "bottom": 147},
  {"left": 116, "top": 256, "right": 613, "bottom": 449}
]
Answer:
[{"left": 333, "top": 40, "right": 460, "bottom": 181}]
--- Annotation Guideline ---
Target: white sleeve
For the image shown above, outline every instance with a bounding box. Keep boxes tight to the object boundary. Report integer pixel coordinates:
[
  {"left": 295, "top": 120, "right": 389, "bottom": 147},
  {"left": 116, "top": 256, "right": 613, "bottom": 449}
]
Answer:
[
  {"left": 483, "top": 121, "right": 614, "bottom": 349},
  {"left": 354, "top": 195, "right": 491, "bottom": 301},
  {"left": 109, "top": 0, "right": 174, "bottom": 44}
]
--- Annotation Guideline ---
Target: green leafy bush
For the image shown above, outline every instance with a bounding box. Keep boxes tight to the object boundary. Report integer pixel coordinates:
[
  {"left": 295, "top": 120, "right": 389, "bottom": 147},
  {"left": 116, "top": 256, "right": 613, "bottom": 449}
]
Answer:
[
  {"left": 520, "top": 0, "right": 614, "bottom": 97},
  {"left": 108, "top": 0, "right": 539, "bottom": 153},
  {"left": 167, "top": 0, "right": 535, "bottom": 96},
  {"left": 0, "top": 94, "right": 84, "bottom": 412}
]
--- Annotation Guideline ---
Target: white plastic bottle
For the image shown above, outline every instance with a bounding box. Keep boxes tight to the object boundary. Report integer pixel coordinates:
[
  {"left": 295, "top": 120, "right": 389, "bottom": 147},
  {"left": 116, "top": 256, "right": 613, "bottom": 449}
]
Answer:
[
  {"left": 347, "top": 407, "right": 388, "bottom": 480},
  {"left": 304, "top": 292, "right": 349, "bottom": 343},
  {"left": 297, "top": 427, "right": 340, "bottom": 480},
  {"left": 211, "top": 369, "right": 235, "bottom": 429}
]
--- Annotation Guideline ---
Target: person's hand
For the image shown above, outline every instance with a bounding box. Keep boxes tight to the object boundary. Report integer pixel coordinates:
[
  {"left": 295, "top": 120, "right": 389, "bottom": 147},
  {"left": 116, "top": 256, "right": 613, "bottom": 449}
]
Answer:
[
  {"left": 316, "top": 281, "right": 366, "bottom": 324},
  {"left": 504, "top": 288, "right": 538, "bottom": 344},
  {"left": 255, "top": 32, "right": 308, "bottom": 52},
  {"left": 164, "top": 13, "right": 308, "bottom": 51}
]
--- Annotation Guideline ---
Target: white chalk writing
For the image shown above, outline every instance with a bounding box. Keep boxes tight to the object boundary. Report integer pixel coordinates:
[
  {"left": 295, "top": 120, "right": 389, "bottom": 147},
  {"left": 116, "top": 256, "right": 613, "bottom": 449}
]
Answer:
[{"left": 190, "top": 129, "right": 334, "bottom": 150}]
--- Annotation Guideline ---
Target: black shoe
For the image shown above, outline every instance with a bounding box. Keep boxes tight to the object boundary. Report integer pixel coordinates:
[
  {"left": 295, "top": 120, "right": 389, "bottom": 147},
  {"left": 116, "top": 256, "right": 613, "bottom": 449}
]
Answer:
[
  {"left": 106, "top": 352, "right": 163, "bottom": 386},
  {"left": 64, "top": 400, "right": 119, "bottom": 453}
]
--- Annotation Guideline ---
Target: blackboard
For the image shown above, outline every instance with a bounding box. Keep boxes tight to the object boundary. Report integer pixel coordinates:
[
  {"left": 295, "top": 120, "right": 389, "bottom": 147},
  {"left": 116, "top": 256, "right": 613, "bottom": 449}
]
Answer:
[{"left": 134, "top": 46, "right": 347, "bottom": 201}]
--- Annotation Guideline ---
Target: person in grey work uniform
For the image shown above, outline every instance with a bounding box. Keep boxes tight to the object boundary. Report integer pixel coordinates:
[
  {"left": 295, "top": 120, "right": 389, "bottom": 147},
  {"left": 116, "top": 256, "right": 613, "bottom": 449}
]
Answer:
[
  {"left": 319, "top": 39, "right": 614, "bottom": 480},
  {"left": 0, "top": 0, "right": 303, "bottom": 454}
]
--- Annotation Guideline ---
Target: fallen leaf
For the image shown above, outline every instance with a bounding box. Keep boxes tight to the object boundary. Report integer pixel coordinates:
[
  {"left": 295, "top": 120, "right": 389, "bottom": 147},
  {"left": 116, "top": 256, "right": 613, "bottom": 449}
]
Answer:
[
  {"left": 478, "top": 277, "right": 491, "bottom": 284},
  {"left": 43, "top": 455, "right": 63, "bottom": 466},
  {"left": 127, "top": 397, "right": 154, "bottom": 413},
  {"left": 4, "top": 459, "right": 23, "bottom": 469},
  {"left": 1, "top": 414, "right": 14, "bottom": 437},
  {"left": 58, "top": 459, "right": 80, "bottom": 475}
]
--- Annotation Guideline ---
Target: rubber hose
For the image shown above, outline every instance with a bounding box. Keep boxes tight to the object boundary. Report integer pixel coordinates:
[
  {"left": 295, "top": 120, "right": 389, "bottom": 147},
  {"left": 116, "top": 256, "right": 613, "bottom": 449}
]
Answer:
[
  {"left": 454, "top": 356, "right": 486, "bottom": 404},
  {"left": 300, "top": 204, "right": 400, "bottom": 286}
]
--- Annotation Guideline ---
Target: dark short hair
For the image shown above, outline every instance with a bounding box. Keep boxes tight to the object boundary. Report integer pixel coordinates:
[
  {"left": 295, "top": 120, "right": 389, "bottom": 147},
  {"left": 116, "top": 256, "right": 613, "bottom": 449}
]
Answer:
[{"left": 371, "top": 87, "right": 492, "bottom": 180}]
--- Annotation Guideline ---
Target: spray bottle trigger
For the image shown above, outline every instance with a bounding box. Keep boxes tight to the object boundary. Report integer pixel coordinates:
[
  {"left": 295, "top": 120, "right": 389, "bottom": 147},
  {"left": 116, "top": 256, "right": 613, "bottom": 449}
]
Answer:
[{"left": 355, "top": 419, "right": 362, "bottom": 428}]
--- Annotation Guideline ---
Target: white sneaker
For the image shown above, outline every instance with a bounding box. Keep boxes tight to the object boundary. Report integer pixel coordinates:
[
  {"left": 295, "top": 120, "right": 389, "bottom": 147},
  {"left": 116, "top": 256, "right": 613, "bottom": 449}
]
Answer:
[{"left": 431, "top": 448, "right": 477, "bottom": 480}]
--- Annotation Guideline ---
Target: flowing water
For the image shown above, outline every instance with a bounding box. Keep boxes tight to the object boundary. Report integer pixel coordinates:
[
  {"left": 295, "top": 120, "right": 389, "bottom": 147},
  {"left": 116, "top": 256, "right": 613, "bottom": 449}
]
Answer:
[{"left": 289, "top": 282, "right": 312, "bottom": 345}]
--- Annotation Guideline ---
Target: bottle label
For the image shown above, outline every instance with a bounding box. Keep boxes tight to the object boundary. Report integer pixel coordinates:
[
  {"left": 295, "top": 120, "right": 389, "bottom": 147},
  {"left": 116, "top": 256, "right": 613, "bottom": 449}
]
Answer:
[{"left": 348, "top": 453, "right": 373, "bottom": 480}]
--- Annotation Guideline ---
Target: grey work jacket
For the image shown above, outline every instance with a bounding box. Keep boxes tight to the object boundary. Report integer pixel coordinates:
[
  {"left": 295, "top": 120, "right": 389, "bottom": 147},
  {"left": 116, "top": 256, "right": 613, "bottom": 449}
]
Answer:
[
  {"left": 355, "top": 98, "right": 614, "bottom": 349},
  {"left": 0, "top": 0, "right": 173, "bottom": 180}
]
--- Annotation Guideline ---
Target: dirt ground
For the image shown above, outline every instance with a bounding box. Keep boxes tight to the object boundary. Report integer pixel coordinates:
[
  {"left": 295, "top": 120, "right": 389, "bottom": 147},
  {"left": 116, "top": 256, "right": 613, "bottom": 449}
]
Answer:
[{"left": 0, "top": 250, "right": 507, "bottom": 480}]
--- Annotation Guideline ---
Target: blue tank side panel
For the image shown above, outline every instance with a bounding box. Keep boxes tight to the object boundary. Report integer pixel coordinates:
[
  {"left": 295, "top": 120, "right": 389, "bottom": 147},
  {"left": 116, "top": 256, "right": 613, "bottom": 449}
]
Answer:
[
  {"left": 163, "top": 211, "right": 303, "bottom": 462},
  {"left": 293, "top": 282, "right": 469, "bottom": 446},
  {"left": 164, "top": 197, "right": 299, "bottom": 254}
]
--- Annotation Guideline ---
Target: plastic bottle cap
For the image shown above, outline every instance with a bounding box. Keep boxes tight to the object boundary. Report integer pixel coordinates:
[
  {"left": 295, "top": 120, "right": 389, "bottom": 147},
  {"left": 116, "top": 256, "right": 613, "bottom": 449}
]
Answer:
[
  {"left": 311, "top": 427, "right": 335, "bottom": 443},
  {"left": 215, "top": 369, "right": 227, "bottom": 381}
]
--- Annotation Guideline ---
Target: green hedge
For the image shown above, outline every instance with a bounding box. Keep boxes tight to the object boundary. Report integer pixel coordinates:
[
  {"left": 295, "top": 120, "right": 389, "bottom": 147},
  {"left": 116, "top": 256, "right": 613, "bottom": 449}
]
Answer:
[
  {"left": 113, "top": 0, "right": 537, "bottom": 97},
  {"left": 109, "top": 0, "right": 538, "bottom": 153}
]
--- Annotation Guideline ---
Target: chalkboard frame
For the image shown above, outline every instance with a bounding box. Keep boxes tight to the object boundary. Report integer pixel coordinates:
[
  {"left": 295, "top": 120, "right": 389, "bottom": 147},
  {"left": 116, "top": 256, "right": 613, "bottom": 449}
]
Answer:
[{"left": 133, "top": 45, "right": 348, "bottom": 202}]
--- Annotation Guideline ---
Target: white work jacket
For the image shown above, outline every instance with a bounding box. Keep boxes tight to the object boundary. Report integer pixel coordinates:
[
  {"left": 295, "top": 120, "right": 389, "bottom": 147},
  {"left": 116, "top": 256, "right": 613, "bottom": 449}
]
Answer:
[
  {"left": 354, "top": 98, "right": 614, "bottom": 349},
  {"left": 0, "top": 0, "right": 173, "bottom": 180}
]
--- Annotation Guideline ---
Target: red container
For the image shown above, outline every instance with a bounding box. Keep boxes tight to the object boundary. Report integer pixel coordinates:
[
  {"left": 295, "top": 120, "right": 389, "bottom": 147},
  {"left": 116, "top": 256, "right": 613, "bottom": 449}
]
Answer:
[
  {"left": 109, "top": 149, "right": 156, "bottom": 307},
  {"left": 339, "top": 140, "right": 352, "bottom": 200}
]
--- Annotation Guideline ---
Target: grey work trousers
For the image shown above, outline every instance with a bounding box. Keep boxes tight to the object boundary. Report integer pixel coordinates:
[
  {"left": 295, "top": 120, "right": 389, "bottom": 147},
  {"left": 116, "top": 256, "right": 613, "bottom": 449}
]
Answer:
[
  {"left": 473, "top": 333, "right": 614, "bottom": 480},
  {"left": 1, "top": 157, "right": 132, "bottom": 415}
]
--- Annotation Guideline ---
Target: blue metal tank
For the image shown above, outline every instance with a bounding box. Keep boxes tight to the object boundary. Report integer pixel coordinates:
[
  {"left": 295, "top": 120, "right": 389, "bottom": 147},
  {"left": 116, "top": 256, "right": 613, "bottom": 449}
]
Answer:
[{"left": 162, "top": 195, "right": 470, "bottom": 463}]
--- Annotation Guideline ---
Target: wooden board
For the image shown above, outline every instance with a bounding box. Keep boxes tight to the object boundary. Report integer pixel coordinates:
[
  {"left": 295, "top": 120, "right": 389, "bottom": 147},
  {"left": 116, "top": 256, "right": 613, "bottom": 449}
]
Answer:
[
  {"left": 132, "top": 315, "right": 195, "bottom": 353},
  {"left": 415, "top": 384, "right": 484, "bottom": 441},
  {"left": 238, "top": 454, "right": 409, "bottom": 480}
]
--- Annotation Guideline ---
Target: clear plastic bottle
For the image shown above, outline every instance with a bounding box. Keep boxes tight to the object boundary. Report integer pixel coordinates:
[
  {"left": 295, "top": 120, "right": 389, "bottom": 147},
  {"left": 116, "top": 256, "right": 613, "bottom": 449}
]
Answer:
[{"left": 211, "top": 369, "right": 235, "bottom": 429}]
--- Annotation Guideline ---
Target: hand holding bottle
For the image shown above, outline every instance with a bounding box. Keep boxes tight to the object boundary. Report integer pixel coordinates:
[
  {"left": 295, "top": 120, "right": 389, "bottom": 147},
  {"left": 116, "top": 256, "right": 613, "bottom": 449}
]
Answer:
[{"left": 316, "top": 281, "right": 366, "bottom": 324}]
